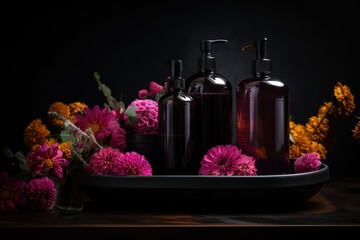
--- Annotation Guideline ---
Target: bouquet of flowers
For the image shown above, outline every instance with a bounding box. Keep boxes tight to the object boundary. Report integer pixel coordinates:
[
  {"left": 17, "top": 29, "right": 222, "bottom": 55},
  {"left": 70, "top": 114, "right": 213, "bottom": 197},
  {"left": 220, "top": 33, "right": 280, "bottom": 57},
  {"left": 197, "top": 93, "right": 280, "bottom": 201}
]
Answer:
[
  {"left": 0, "top": 73, "right": 167, "bottom": 213},
  {"left": 0, "top": 73, "right": 358, "bottom": 213},
  {"left": 289, "top": 82, "right": 358, "bottom": 160}
]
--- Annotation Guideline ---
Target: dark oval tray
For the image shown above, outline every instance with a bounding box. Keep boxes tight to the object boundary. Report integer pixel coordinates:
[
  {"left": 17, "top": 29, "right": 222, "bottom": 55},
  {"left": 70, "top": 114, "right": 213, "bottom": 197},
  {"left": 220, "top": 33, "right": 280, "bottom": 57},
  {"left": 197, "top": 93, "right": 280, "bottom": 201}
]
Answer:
[{"left": 76, "top": 163, "right": 329, "bottom": 211}]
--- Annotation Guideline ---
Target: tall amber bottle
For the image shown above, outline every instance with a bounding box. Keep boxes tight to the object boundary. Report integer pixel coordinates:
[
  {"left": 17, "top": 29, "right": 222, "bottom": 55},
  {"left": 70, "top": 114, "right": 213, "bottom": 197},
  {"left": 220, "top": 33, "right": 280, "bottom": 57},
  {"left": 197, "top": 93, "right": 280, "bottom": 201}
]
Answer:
[
  {"left": 159, "top": 60, "right": 196, "bottom": 174},
  {"left": 186, "top": 39, "right": 232, "bottom": 164},
  {"left": 236, "top": 38, "right": 290, "bottom": 175}
]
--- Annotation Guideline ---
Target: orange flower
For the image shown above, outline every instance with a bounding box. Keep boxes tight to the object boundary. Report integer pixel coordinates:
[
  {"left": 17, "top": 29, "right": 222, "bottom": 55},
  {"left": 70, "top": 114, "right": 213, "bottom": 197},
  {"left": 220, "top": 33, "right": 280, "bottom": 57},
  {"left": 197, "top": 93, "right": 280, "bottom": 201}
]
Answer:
[
  {"left": 318, "top": 101, "right": 335, "bottom": 117},
  {"left": 69, "top": 102, "right": 88, "bottom": 116},
  {"left": 69, "top": 102, "right": 88, "bottom": 123},
  {"left": 289, "top": 134, "right": 327, "bottom": 160},
  {"left": 30, "top": 138, "right": 58, "bottom": 151},
  {"left": 24, "top": 119, "right": 50, "bottom": 148},
  {"left": 48, "top": 102, "right": 71, "bottom": 128},
  {"left": 333, "top": 82, "right": 355, "bottom": 116},
  {"left": 290, "top": 82, "right": 356, "bottom": 160},
  {"left": 58, "top": 141, "right": 72, "bottom": 160},
  {"left": 305, "top": 116, "right": 329, "bottom": 142}
]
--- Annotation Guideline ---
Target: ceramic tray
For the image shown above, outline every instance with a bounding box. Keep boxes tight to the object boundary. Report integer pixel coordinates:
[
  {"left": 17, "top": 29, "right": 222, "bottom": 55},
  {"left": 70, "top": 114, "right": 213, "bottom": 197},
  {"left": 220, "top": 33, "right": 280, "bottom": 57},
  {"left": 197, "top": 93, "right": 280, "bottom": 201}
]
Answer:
[{"left": 76, "top": 163, "right": 329, "bottom": 211}]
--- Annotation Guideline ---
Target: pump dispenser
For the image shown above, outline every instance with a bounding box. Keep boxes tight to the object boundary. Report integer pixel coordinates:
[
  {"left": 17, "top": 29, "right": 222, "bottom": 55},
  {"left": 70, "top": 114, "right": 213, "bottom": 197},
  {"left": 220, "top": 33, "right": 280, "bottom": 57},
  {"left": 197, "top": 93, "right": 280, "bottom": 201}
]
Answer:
[
  {"left": 236, "top": 38, "right": 290, "bottom": 175},
  {"left": 187, "top": 39, "right": 232, "bottom": 164},
  {"left": 158, "top": 60, "right": 176, "bottom": 103},
  {"left": 159, "top": 60, "right": 196, "bottom": 174}
]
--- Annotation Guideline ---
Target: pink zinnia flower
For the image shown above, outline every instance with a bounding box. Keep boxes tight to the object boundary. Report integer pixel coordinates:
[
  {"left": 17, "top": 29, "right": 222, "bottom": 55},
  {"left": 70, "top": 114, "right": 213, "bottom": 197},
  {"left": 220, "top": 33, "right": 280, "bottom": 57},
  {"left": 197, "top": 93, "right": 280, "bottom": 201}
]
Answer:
[
  {"left": 199, "top": 144, "right": 257, "bottom": 176},
  {"left": 112, "top": 151, "right": 152, "bottom": 176},
  {"left": 126, "top": 99, "right": 158, "bottom": 134},
  {"left": 86, "top": 147, "right": 122, "bottom": 174},
  {"left": 27, "top": 142, "right": 68, "bottom": 180},
  {"left": 75, "top": 105, "right": 126, "bottom": 150},
  {"left": 0, "top": 172, "right": 27, "bottom": 213},
  {"left": 25, "top": 177, "right": 57, "bottom": 211},
  {"left": 294, "top": 153, "right": 321, "bottom": 173}
]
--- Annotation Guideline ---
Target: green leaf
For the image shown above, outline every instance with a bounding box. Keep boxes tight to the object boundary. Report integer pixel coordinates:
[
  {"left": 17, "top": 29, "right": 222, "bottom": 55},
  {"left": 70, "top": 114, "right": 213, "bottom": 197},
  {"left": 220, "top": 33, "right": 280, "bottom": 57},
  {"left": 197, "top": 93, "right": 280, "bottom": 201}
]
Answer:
[
  {"left": 125, "top": 106, "right": 138, "bottom": 128},
  {"left": 154, "top": 93, "right": 160, "bottom": 102},
  {"left": 94, "top": 72, "right": 126, "bottom": 111},
  {"left": 93, "top": 72, "right": 100, "bottom": 81},
  {"left": 119, "top": 101, "right": 125, "bottom": 111},
  {"left": 106, "top": 96, "right": 119, "bottom": 109},
  {"left": 3, "top": 147, "right": 14, "bottom": 158},
  {"left": 15, "top": 151, "right": 28, "bottom": 170},
  {"left": 60, "top": 130, "right": 76, "bottom": 143}
]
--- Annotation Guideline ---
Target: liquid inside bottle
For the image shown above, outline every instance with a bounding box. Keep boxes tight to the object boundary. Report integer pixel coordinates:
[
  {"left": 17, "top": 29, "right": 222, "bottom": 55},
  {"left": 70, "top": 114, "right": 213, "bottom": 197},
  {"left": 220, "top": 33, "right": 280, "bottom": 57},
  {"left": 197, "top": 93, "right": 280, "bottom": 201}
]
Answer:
[
  {"left": 159, "top": 59, "right": 196, "bottom": 174},
  {"left": 188, "top": 73, "right": 232, "bottom": 160},
  {"left": 236, "top": 78, "right": 289, "bottom": 174},
  {"left": 159, "top": 93, "right": 195, "bottom": 174}
]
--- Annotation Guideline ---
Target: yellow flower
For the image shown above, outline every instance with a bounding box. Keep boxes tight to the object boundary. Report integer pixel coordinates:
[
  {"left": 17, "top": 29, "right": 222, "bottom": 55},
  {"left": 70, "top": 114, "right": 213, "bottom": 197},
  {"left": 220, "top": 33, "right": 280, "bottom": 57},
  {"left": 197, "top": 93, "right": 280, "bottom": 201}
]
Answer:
[
  {"left": 69, "top": 102, "right": 88, "bottom": 116},
  {"left": 289, "top": 144, "right": 301, "bottom": 159},
  {"left": 333, "top": 82, "right": 356, "bottom": 116},
  {"left": 289, "top": 121, "right": 306, "bottom": 139},
  {"left": 58, "top": 141, "right": 72, "bottom": 160},
  {"left": 48, "top": 102, "right": 71, "bottom": 128},
  {"left": 47, "top": 138, "right": 58, "bottom": 146},
  {"left": 290, "top": 82, "right": 357, "bottom": 160},
  {"left": 309, "top": 141, "right": 327, "bottom": 160},
  {"left": 24, "top": 119, "right": 50, "bottom": 148},
  {"left": 318, "top": 101, "right": 335, "bottom": 118},
  {"left": 289, "top": 134, "right": 327, "bottom": 160}
]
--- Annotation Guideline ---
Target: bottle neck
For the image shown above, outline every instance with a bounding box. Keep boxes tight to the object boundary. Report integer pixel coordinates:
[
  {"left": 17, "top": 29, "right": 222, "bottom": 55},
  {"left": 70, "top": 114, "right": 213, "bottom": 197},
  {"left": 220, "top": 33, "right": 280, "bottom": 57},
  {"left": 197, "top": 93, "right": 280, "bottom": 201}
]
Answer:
[{"left": 255, "top": 72, "right": 271, "bottom": 78}]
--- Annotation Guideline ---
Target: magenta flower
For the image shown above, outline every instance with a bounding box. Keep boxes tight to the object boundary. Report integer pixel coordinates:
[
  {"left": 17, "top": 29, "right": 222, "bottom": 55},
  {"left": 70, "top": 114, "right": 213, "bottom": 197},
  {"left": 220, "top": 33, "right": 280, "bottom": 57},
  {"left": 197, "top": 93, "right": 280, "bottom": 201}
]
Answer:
[
  {"left": 137, "top": 82, "right": 163, "bottom": 99},
  {"left": 236, "top": 154, "right": 257, "bottom": 176},
  {"left": 126, "top": 99, "right": 158, "bottom": 134},
  {"left": 199, "top": 144, "right": 257, "bottom": 176},
  {"left": 27, "top": 142, "right": 68, "bottom": 180},
  {"left": 75, "top": 105, "right": 126, "bottom": 150},
  {"left": 112, "top": 151, "right": 152, "bottom": 176},
  {"left": 107, "top": 120, "right": 127, "bottom": 150},
  {"left": 86, "top": 147, "right": 122, "bottom": 174},
  {"left": 294, "top": 153, "right": 321, "bottom": 173},
  {"left": 0, "top": 172, "right": 27, "bottom": 213},
  {"left": 148, "top": 81, "right": 164, "bottom": 96},
  {"left": 25, "top": 177, "right": 57, "bottom": 211},
  {"left": 138, "top": 89, "right": 149, "bottom": 100}
]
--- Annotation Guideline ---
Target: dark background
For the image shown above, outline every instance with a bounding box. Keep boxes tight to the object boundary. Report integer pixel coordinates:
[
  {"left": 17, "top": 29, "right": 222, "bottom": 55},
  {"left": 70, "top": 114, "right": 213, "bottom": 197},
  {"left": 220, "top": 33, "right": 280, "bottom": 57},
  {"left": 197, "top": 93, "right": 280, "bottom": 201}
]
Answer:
[{"left": 4, "top": 1, "right": 360, "bottom": 177}]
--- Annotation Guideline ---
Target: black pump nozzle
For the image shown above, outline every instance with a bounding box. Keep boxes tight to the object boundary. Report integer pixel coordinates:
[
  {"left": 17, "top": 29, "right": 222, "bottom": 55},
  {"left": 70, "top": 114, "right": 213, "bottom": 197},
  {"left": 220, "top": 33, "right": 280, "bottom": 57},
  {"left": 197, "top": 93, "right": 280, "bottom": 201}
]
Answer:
[
  {"left": 198, "top": 39, "right": 228, "bottom": 72},
  {"left": 242, "top": 38, "right": 271, "bottom": 77},
  {"left": 169, "top": 60, "right": 182, "bottom": 79},
  {"left": 171, "top": 60, "right": 185, "bottom": 90},
  {"left": 166, "top": 60, "right": 183, "bottom": 91}
]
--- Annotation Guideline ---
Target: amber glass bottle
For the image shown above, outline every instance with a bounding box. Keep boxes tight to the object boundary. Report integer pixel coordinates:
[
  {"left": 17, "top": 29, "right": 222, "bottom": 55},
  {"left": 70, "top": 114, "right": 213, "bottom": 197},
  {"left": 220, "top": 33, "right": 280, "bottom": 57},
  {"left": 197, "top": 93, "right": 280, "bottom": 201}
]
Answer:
[
  {"left": 186, "top": 39, "right": 232, "bottom": 164},
  {"left": 236, "top": 38, "right": 290, "bottom": 175},
  {"left": 159, "top": 60, "right": 196, "bottom": 174}
]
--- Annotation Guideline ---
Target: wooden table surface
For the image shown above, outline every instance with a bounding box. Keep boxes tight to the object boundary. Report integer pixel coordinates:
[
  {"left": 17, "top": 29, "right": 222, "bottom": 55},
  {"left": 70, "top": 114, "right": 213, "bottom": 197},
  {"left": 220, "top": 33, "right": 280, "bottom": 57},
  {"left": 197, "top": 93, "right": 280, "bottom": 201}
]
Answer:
[{"left": 1, "top": 178, "right": 359, "bottom": 239}]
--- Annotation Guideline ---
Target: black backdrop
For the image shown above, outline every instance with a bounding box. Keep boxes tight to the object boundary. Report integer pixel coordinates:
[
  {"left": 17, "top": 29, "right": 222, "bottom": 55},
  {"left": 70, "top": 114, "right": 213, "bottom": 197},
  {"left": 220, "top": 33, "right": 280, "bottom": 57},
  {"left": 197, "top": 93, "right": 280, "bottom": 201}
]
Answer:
[{"left": 5, "top": 1, "right": 360, "bottom": 177}]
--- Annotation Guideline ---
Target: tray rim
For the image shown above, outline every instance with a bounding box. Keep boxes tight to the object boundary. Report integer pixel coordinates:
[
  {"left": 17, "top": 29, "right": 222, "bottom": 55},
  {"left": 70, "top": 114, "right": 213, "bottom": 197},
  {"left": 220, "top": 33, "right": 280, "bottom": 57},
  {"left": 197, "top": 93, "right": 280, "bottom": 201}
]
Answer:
[{"left": 76, "top": 163, "right": 329, "bottom": 189}]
